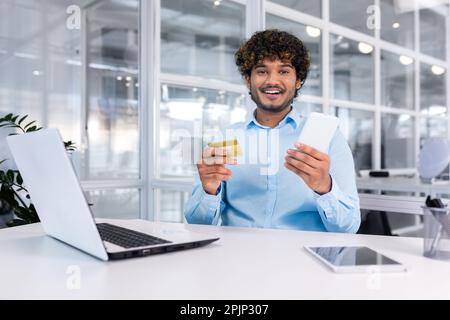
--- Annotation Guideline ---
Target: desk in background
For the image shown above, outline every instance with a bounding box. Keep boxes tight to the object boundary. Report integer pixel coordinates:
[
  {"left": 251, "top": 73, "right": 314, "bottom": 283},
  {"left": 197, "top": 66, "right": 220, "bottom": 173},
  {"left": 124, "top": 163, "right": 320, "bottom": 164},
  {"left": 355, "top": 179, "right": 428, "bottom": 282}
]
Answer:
[
  {"left": 357, "top": 176, "right": 450, "bottom": 215},
  {"left": 356, "top": 176, "right": 450, "bottom": 235},
  {"left": 357, "top": 176, "right": 450, "bottom": 196},
  {"left": 1, "top": 219, "right": 449, "bottom": 299}
]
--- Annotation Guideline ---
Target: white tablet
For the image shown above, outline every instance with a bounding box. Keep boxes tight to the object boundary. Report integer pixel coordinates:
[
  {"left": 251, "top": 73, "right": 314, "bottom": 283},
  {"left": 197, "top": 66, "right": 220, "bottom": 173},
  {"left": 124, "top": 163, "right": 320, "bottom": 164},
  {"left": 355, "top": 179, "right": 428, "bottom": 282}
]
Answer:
[
  {"left": 304, "top": 246, "right": 407, "bottom": 273},
  {"left": 297, "top": 112, "right": 339, "bottom": 154}
]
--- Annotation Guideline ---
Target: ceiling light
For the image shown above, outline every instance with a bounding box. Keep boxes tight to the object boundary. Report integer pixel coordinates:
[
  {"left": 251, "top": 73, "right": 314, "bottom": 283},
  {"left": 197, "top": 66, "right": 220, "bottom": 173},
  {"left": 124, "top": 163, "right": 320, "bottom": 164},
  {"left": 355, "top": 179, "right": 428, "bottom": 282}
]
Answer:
[
  {"left": 358, "top": 42, "right": 373, "bottom": 54},
  {"left": 338, "top": 42, "right": 349, "bottom": 49},
  {"left": 398, "top": 114, "right": 410, "bottom": 122},
  {"left": 421, "top": 105, "right": 446, "bottom": 116},
  {"left": 117, "top": 76, "right": 123, "bottom": 81},
  {"left": 166, "top": 101, "right": 203, "bottom": 121},
  {"left": 306, "top": 26, "right": 321, "bottom": 38},
  {"left": 66, "top": 59, "right": 82, "bottom": 66},
  {"left": 14, "top": 52, "right": 37, "bottom": 59},
  {"left": 392, "top": 22, "right": 400, "bottom": 29},
  {"left": 431, "top": 65, "right": 445, "bottom": 75},
  {"left": 399, "top": 55, "right": 413, "bottom": 65},
  {"left": 126, "top": 76, "right": 132, "bottom": 81},
  {"left": 214, "top": 0, "right": 221, "bottom": 6},
  {"left": 32, "top": 70, "right": 41, "bottom": 76}
]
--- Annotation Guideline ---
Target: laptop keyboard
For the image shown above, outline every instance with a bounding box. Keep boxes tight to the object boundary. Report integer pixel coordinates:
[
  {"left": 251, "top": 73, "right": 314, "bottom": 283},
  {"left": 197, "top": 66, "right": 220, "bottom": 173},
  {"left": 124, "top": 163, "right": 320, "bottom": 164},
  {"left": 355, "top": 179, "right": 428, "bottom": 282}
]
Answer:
[{"left": 96, "top": 223, "right": 171, "bottom": 248}]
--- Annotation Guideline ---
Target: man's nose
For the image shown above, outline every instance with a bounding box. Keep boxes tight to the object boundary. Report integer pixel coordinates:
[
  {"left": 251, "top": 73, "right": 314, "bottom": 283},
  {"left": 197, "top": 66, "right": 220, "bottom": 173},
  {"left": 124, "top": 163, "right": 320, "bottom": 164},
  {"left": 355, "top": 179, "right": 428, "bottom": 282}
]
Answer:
[{"left": 265, "top": 72, "right": 281, "bottom": 85}]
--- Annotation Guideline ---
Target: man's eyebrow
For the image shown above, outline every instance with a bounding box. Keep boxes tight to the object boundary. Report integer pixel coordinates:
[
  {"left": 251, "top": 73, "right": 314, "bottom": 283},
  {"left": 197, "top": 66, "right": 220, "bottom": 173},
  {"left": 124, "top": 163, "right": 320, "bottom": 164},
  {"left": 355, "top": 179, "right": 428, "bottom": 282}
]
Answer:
[{"left": 254, "top": 63, "right": 295, "bottom": 69}]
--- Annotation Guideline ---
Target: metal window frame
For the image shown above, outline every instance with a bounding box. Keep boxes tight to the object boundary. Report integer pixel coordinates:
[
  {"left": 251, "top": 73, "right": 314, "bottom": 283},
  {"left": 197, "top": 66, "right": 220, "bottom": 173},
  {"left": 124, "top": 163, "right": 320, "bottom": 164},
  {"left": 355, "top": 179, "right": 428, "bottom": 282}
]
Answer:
[
  {"left": 160, "top": 73, "right": 248, "bottom": 94},
  {"left": 74, "top": 1, "right": 144, "bottom": 219},
  {"left": 265, "top": 0, "right": 450, "bottom": 173},
  {"left": 140, "top": 0, "right": 160, "bottom": 220},
  {"left": 147, "top": 0, "right": 252, "bottom": 221}
]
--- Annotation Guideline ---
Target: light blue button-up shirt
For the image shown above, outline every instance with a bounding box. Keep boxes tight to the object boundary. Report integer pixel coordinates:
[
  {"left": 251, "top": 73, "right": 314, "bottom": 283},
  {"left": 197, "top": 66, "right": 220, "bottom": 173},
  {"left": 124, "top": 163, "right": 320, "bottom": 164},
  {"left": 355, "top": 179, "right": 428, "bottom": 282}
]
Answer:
[{"left": 184, "top": 107, "right": 361, "bottom": 233}]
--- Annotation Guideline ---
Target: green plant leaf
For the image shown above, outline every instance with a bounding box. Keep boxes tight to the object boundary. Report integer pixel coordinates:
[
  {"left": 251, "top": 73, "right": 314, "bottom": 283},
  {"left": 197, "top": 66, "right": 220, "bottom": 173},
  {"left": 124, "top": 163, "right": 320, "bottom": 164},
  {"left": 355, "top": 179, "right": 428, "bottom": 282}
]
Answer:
[
  {"left": 11, "top": 203, "right": 39, "bottom": 224},
  {"left": 64, "top": 140, "right": 77, "bottom": 151},
  {"left": 6, "top": 219, "right": 28, "bottom": 227},
  {"left": 6, "top": 170, "right": 14, "bottom": 182},
  {"left": 0, "top": 187, "right": 19, "bottom": 207},
  {"left": 0, "top": 170, "right": 7, "bottom": 183},
  {"left": 16, "top": 172, "right": 23, "bottom": 185},
  {"left": 26, "top": 125, "right": 37, "bottom": 132},
  {"left": 13, "top": 205, "right": 29, "bottom": 221},
  {"left": 18, "top": 115, "right": 28, "bottom": 125},
  {"left": 27, "top": 204, "right": 40, "bottom": 223},
  {"left": 1, "top": 181, "right": 9, "bottom": 189},
  {"left": 23, "top": 120, "right": 36, "bottom": 130},
  {"left": 0, "top": 114, "right": 44, "bottom": 226}
]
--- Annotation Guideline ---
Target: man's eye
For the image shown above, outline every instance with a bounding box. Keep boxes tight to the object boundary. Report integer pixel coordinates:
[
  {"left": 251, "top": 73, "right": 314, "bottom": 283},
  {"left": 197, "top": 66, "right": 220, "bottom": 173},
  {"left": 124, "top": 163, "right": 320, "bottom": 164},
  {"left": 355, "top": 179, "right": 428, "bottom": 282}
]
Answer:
[
  {"left": 257, "top": 70, "right": 267, "bottom": 74},
  {"left": 280, "top": 70, "right": 289, "bottom": 75}
]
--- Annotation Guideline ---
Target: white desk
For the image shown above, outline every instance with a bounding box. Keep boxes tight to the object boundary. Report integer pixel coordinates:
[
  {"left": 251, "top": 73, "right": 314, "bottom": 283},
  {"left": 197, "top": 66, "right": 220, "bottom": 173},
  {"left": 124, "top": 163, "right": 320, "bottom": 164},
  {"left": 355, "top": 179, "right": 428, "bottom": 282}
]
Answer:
[{"left": 1, "top": 219, "right": 449, "bottom": 300}]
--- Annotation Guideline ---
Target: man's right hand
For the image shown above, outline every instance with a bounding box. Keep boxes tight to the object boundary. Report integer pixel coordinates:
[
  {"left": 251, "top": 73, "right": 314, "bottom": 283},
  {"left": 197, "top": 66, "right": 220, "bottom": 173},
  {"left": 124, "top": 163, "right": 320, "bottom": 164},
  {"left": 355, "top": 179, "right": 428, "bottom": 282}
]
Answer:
[{"left": 197, "top": 147, "right": 237, "bottom": 195}]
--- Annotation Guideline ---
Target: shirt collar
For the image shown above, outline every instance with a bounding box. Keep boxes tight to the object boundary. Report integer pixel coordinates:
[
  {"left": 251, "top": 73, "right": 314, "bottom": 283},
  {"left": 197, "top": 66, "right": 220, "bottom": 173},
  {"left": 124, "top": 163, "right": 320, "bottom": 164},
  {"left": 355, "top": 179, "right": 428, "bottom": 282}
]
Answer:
[{"left": 245, "top": 106, "right": 301, "bottom": 129}]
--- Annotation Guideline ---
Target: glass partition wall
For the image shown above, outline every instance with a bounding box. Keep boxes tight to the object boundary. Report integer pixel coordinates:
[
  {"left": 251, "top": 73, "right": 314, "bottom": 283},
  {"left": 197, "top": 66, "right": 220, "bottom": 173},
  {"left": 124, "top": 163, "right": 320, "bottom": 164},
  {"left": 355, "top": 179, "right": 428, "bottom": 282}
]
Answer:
[{"left": 0, "top": 0, "right": 141, "bottom": 219}]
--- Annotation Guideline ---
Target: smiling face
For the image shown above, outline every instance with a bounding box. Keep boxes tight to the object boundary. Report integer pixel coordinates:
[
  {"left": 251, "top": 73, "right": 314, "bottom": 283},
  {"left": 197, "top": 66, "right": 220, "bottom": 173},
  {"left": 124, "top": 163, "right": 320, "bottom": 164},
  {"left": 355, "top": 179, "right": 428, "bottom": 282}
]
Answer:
[{"left": 246, "top": 58, "right": 301, "bottom": 114}]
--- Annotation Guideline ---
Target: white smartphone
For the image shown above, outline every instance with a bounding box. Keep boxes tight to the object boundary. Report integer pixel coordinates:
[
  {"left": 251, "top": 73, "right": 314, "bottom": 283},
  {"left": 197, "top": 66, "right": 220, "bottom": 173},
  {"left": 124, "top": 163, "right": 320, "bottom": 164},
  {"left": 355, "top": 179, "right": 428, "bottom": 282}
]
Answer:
[
  {"left": 304, "top": 246, "right": 407, "bottom": 273},
  {"left": 297, "top": 112, "right": 340, "bottom": 154}
]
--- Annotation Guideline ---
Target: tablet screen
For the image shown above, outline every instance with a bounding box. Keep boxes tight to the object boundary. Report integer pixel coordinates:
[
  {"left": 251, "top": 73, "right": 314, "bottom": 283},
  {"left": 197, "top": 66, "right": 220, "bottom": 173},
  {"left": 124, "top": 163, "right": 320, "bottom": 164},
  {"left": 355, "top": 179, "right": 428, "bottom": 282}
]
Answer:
[{"left": 305, "top": 246, "right": 406, "bottom": 272}]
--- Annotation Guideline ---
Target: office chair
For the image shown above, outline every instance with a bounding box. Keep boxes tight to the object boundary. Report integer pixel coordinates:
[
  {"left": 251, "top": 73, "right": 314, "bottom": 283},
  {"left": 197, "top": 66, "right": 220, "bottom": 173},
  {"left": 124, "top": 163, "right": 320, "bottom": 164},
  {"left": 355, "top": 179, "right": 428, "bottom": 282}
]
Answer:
[{"left": 358, "top": 210, "right": 395, "bottom": 236}]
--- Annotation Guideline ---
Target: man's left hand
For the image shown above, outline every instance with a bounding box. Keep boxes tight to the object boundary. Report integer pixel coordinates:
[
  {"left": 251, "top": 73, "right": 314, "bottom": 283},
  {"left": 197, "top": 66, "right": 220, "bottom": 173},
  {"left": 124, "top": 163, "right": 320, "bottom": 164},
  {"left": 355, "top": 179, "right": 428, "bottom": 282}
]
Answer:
[{"left": 284, "top": 143, "right": 331, "bottom": 195}]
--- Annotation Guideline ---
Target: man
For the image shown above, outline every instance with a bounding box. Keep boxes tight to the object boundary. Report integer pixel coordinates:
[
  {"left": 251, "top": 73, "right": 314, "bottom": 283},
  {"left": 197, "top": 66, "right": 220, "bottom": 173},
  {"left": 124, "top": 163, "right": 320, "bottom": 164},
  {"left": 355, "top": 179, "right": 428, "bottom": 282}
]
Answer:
[{"left": 184, "top": 29, "right": 360, "bottom": 233}]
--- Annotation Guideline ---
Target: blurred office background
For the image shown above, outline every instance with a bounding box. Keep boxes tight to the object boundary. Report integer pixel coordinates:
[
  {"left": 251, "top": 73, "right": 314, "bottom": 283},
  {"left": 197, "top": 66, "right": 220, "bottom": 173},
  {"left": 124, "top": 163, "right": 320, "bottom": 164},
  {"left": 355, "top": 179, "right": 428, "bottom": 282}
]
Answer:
[{"left": 0, "top": 0, "right": 448, "bottom": 235}]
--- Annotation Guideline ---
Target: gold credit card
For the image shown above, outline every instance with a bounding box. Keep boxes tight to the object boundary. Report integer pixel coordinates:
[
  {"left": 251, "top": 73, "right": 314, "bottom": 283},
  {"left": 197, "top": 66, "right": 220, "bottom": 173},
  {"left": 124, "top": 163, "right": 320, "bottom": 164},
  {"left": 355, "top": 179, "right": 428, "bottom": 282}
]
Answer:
[{"left": 208, "top": 139, "right": 243, "bottom": 157}]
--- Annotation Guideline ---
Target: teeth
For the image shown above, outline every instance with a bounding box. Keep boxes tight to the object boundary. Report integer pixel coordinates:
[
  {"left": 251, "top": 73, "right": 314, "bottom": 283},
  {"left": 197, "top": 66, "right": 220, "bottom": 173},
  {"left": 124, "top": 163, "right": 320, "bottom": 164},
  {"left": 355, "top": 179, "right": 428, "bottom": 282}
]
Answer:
[{"left": 264, "top": 90, "right": 280, "bottom": 94}]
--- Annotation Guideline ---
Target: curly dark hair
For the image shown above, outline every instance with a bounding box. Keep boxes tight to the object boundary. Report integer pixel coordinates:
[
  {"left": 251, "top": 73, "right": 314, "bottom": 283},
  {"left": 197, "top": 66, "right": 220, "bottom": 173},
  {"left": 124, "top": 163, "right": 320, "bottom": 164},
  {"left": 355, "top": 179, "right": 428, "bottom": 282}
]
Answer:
[{"left": 235, "top": 29, "right": 310, "bottom": 97}]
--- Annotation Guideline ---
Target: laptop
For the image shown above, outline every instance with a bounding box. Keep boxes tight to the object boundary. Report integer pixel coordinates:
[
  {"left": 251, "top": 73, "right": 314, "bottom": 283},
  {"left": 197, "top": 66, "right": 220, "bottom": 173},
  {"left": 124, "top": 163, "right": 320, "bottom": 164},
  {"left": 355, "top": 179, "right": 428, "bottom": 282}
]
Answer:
[{"left": 7, "top": 128, "right": 219, "bottom": 261}]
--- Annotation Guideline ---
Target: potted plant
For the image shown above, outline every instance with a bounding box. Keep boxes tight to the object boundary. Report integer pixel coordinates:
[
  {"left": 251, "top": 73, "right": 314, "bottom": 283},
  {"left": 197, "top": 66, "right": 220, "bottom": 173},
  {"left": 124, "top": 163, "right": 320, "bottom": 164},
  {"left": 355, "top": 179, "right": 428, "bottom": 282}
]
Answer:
[{"left": 0, "top": 113, "right": 75, "bottom": 227}]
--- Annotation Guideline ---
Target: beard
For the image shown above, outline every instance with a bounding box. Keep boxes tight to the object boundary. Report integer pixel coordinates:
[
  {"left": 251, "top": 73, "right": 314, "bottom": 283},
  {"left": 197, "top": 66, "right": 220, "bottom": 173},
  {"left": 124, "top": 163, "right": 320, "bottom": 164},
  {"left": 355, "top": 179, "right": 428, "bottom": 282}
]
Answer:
[{"left": 249, "top": 86, "right": 295, "bottom": 114}]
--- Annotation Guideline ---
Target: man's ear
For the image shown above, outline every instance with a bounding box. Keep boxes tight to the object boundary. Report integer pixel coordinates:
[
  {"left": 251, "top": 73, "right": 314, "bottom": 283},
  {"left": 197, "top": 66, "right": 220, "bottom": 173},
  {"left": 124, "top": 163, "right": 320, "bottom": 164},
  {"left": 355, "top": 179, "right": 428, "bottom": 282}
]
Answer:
[
  {"left": 245, "top": 75, "right": 251, "bottom": 90},
  {"left": 295, "top": 79, "right": 301, "bottom": 90}
]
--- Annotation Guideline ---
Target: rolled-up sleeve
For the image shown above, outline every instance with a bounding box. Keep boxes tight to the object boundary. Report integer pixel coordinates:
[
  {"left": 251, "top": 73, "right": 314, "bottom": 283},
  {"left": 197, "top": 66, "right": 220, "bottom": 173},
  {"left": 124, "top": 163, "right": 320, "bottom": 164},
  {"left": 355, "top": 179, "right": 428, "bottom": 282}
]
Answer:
[{"left": 314, "top": 131, "right": 361, "bottom": 233}]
